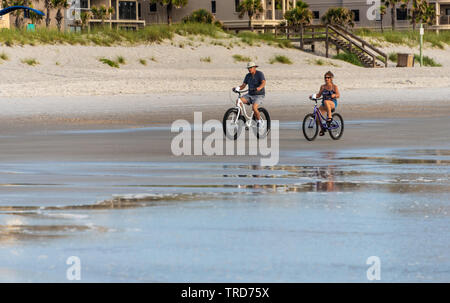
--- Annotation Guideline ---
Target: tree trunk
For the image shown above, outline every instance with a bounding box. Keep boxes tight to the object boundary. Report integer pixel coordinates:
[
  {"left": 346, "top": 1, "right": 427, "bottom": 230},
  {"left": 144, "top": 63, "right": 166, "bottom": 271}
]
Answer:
[
  {"left": 46, "top": 5, "right": 51, "bottom": 28},
  {"left": 167, "top": 3, "right": 173, "bottom": 25},
  {"left": 391, "top": 7, "right": 395, "bottom": 31},
  {"left": 381, "top": 16, "right": 384, "bottom": 33},
  {"left": 56, "top": 9, "right": 62, "bottom": 31}
]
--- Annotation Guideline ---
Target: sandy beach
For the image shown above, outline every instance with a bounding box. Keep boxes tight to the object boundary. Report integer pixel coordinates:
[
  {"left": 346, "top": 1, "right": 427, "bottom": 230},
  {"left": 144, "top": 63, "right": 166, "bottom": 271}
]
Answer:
[{"left": 0, "top": 36, "right": 449, "bottom": 282}]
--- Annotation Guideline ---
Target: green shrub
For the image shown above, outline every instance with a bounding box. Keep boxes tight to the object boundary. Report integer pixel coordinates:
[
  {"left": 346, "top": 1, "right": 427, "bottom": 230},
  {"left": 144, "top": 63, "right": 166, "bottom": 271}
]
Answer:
[
  {"left": 269, "top": 55, "right": 293, "bottom": 65},
  {"left": 332, "top": 51, "right": 363, "bottom": 66},
  {"left": 99, "top": 58, "right": 119, "bottom": 68},
  {"left": 21, "top": 58, "right": 39, "bottom": 66},
  {"left": 182, "top": 9, "right": 214, "bottom": 24},
  {"left": 232, "top": 54, "right": 252, "bottom": 62},
  {"left": 200, "top": 56, "right": 211, "bottom": 63}
]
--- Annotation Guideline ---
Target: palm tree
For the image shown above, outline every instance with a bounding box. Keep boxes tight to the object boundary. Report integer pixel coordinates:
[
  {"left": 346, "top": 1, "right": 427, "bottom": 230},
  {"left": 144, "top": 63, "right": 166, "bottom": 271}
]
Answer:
[
  {"left": 2, "top": 0, "right": 25, "bottom": 28},
  {"left": 150, "top": 0, "right": 188, "bottom": 25},
  {"left": 379, "top": 5, "right": 387, "bottom": 32},
  {"left": 237, "top": 0, "right": 264, "bottom": 30},
  {"left": 382, "top": 0, "right": 402, "bottom": 31},
  {"left": 420, "top": 1, "right": 436, "bottom": 26},
  {"left": 91, "top": 5, "right": 113, "bottom": 27},
  {"left": 403, "top": 0, "right": 436, "bottom": 29},
  {"left": 284, "top": 0, "right": 313, "bottom": 26},
  {"left": 50, "top": 0, "right": 68, "bottom": 31},
  {"left": 321, "top": 7, "right": 355, "bottom": 29}
]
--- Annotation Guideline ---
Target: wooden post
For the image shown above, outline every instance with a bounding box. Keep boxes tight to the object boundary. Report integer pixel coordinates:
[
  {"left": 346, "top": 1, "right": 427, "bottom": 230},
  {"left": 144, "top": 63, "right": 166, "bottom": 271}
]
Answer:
[
  {"left": 300, "top": 24, "right": 304, "bottom": 50},
  {"left": 311, "top": 27, "right": 315, "bottom": 52},
  {"left": 325, "top": 25, "right": 329, "bottom": 58}
]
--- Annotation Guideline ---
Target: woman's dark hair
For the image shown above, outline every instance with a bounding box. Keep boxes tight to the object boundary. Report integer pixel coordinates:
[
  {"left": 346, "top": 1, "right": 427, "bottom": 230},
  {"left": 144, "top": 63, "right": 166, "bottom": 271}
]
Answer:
[{"left": 324, "top": 71, "right": 334, "bottom": 78}]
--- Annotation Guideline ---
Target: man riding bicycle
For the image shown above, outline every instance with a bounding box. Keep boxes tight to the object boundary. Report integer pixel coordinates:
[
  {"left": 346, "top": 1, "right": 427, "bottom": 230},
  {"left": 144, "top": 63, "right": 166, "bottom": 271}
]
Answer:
[{"left": 233, "top": 62, "right": 266, "bottom": 126}]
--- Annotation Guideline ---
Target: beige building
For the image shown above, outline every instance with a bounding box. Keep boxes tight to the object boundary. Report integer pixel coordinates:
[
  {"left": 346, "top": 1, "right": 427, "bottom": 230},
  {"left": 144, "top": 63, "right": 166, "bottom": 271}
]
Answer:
[
  {"left": 68, "top": 0, "right": 145, "bottom": 30},
  {"left": 0, "top": 2, "right": 11, "bottom": 29},
  {"left": 138, "top": 0, "right": 450, "bottom": 31},
  {"left": 2, "top": 0, "right": 449, "bottom": 31}
]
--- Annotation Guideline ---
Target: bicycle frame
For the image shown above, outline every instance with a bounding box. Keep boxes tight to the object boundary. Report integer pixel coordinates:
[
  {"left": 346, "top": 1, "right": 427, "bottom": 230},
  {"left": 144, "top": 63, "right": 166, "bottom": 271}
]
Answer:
[
  {"left": 232, "top": 91, "right": 256, "bottom": 128},
  {"left": 309, "top": 99, "right": 339, "bottom": 130}
]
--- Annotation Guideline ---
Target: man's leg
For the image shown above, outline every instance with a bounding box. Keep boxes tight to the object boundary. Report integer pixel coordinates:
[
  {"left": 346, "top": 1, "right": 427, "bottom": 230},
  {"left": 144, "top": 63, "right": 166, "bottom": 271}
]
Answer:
[{"left": 253, "top": 103, "right": 261, "bottom": 120}]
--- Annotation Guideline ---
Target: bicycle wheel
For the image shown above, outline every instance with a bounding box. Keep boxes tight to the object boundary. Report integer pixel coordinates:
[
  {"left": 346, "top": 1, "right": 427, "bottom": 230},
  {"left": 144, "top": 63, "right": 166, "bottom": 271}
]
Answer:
[
  {"left": 252, "top": 107, "right": 271, "bottom": 139},
  {"left": 328, "top": 113, "right": 344, "bottom": 140},
  {"left": 302, "top": 113, "right": 319, "bottom": 141},
  {"left": 223, "top": 108, "right": 246, "bottom": 140}
]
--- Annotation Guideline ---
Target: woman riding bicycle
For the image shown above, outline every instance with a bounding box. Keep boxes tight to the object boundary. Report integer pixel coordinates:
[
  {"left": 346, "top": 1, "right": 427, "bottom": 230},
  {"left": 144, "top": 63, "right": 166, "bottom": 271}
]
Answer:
[{"left": 314, "top": 71, "right": 340, "bottom": 136}]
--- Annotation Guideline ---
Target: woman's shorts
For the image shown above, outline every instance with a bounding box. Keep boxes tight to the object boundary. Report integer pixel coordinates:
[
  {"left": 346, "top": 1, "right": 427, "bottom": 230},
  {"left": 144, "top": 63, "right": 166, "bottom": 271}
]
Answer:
[{"left": 322, "top": 99, "right": 337, "bottom": 108}]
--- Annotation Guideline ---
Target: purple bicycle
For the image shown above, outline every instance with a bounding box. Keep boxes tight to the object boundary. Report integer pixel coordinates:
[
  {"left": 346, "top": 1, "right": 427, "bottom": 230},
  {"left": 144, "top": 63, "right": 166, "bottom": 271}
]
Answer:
[{"left": 302, "top": 94, "right": 344, "bottom": 141}]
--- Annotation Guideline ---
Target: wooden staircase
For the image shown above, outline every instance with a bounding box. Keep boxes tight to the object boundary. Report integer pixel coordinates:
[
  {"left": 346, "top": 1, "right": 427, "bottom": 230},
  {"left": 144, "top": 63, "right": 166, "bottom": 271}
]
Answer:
[
  {"left": 326, "top": 24, "right": 387, "bottom": 68},
  {"left": 330, "top": 36, "right": 384, "bottom": 68},
  {"left": 223, "top": 23, "right": 388, "bottom": 68}
]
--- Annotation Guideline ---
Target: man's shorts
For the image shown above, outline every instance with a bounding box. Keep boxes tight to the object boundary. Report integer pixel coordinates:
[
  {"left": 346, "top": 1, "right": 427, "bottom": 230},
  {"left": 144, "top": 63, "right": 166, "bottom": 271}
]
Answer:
[{"left": 242, "top": 94, "right": 265, "bottom": 105}]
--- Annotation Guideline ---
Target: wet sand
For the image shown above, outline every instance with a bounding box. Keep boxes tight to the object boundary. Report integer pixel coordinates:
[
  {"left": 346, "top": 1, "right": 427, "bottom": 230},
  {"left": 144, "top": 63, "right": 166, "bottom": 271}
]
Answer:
[{"left": 0, "top": 89, "right": 449, "bottom": 282}]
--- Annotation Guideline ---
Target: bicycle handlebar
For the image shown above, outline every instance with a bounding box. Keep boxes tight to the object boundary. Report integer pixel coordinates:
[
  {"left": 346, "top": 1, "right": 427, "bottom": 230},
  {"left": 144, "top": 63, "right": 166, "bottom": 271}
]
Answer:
[{"left": 232, "top": 88, "right": 249, "bottom": 94}]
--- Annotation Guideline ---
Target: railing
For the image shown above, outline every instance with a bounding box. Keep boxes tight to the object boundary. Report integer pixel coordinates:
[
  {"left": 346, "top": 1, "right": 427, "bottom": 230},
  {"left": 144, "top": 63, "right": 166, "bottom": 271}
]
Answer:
[
  {"left": 330, "top": 24, "right": 388, "bottom": 67},
  {"left": 440, "top": 15, "right": 450, "bottom": 25},
  {"left": 222, "top": 23, "right": 388, "bottom": 67}
]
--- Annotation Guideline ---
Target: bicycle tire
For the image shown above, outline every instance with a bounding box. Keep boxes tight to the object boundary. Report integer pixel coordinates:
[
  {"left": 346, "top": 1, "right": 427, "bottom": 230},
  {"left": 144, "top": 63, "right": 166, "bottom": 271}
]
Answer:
[
  {"left": 223, "top": 108, "right": 246, "bottom": 140},
  {"left": 328, "top": 113, "right": 344, "bottom": 140},
  {"left": 302, "top": 113, "right": 319, "bottom": 141}
]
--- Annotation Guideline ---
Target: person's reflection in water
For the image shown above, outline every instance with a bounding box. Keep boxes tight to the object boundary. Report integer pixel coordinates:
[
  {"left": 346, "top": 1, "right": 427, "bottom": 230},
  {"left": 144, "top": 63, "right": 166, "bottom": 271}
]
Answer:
[{"left": 315, "top": 166, "right": 336, "bottom": 192}]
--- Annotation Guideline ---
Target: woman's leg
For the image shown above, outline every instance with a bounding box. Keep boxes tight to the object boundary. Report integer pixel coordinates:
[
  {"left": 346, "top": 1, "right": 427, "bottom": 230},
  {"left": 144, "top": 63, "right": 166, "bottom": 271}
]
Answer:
[{"left": 324, "top": 100, "right": 335, "bottom": 120}]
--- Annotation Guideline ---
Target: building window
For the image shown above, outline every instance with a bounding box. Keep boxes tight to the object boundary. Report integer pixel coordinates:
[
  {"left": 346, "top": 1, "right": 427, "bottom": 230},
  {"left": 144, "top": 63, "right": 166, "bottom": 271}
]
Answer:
[
  {"left": 396, "top": 8, "right": 408, "bottom": 20},
  {"left": 211, "top": 1, "right": 216, "bottom": 14},
  {"left": 149, "top": 3, "right": 157, "bottom": 12},
  {"left": 24, "top": 9, "right": 30, "bottom": 19},
  {"left": 138, "top": 3, "right": 141, "bottom": 18},
  {"left": 446, "top": 8, "right": 450, "bottom": 15},
  {"left": 235, "top": 0, "right": 240, "bottom": 12},
  {"left": 119, "top": 1, "right": 137, "bottom": 20},
  {"left": 351, "top": 9, "right": 360, "bottom": 22},
  {"left": 80, "top": 0, "right": 88, "bottom": 9},
  {"left": 313, "top": 11, "right": 319, "bottom": 19}
]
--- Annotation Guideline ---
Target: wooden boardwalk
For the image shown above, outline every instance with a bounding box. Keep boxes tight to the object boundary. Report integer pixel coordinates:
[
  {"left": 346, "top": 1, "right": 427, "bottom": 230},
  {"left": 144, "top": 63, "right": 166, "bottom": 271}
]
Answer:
[{"left": 224, "top": 24, "right": 388, "bottom": 68}]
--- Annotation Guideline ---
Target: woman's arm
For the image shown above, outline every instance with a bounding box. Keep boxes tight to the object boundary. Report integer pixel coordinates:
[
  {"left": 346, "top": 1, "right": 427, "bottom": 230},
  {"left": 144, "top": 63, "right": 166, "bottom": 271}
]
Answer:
[
  {"left": 317, "top": 85, "right": 324, "bottom": 98},
  {"left": 332, "top": 85, "right": 340, "bottom": 99}
]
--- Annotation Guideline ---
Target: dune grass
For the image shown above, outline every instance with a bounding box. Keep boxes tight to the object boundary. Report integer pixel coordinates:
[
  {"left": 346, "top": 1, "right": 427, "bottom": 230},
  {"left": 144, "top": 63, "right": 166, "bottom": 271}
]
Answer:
[
  {"left": 0, "top": 52, "right": 9, "bottom": 60},
  {"left": 200, "top": 56, "right": 211, "bottom": 63},
  {"left": 0, "top": 23, "right": 223, "bottom": 47},
  {"left": 21, "top": 58, "right": 39, "bottom": 66},
  {"left": 236, "top": 31, "right": 292, "bottom": 48},
  {"left": 269, "top": 55, "right": 293, "bottom": 65},
  {"left": 139, "top": 58, "right": 147, "bottom": 65},
  {"left": 99, "top": 58, "right": 120, "bottom": 68},
  {"left": 333, "top": 51, "right": 363, "bottom": 67},
  {"left": 232, "top": 54, "right": 252, "bottom": 62},
  {"left": 388, "top": 52, "right": 441, "bottom": 66},
  {"left": 116, "top": 55, "right": 126, "bottom": 64},
  {"left": 355, "top": 28, "right": 450, "bottom": 49}
]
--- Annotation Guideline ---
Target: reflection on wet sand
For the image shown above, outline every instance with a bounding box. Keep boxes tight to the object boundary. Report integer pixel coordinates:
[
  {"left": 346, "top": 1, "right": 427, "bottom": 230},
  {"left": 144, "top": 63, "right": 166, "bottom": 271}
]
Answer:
[{"left": 1, "top": 148, "right": 449, "bottom": 244}]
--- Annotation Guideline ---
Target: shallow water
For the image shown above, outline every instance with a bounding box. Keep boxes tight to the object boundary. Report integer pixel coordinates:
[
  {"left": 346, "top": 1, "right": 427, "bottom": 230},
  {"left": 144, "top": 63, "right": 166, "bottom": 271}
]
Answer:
[{"left": 0, "top": 140, "right": 449, "bottom": 282}]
